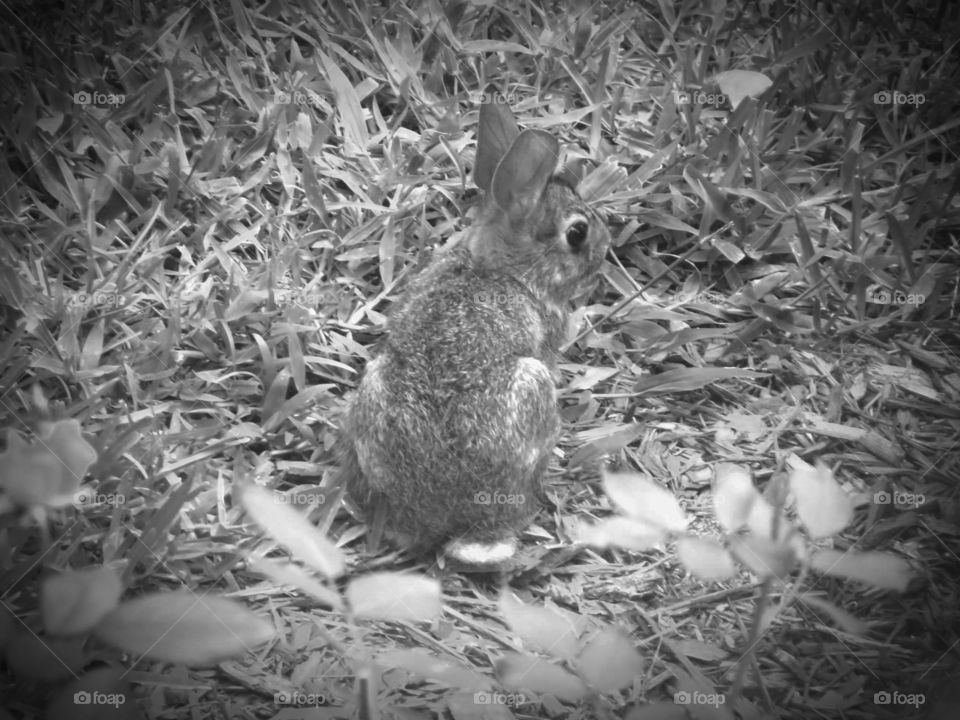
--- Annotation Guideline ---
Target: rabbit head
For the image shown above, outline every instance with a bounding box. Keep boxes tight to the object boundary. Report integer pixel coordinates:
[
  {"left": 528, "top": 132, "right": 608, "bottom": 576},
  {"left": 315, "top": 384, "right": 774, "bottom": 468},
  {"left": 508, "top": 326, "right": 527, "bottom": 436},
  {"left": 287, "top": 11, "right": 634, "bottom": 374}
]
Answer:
[{"left": 467, "top": 99, "right": 610, "bottom": 311}]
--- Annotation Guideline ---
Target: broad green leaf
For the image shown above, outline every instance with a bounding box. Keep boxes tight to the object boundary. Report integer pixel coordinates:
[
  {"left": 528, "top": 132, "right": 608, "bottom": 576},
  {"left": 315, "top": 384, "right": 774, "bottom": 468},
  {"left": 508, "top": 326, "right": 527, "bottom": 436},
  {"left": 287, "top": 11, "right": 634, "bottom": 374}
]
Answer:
[
  {"left": 499, "top": 590, "right": 579, "bottom": 662},
  {"left": 239, "top": 482, "right": 346, "bottom": 579},
  {"left": 579, "top": 626, "right": 643, "bottom": 693},
  {"left": 713, "top": 464, "right": 758, "bottom": 532},
  {"left": 677, "top": 537, "right": 737, "bottom": 581},
  {"left": 745, "top": 493, "right": 780, "bottom": 540},
  {"left": 0, "top": 420, "right": 97, "bottom": 508},
  {"left": 94, "top": 591, "right": 274, "bottom": 665},
  {"left": 800, "top": 595, "right": 869, "bottom": 635},
  {"left": 603, "top": 470, "right": 688, "bottom": 532},
  {"left": 575, "top": 516, "right": 667, "bottom": 551},
  {"left": 729, "top": 535, "right": 796, "bottom": 580},
  {"left": 809, "top": 549, "right": 914, "bottom": 592},
  {"left": 247, "top": 557, "right": 343, "bottom": 610},
  {"left": 377, "top": 648, "right": 488, "bottom": 691},
  {"left": 788, "top": 456, "right": 853, "bottom": 538},
  {"left": 495, "top": 652, "right": 588, "bottom": 702},
  {"left": 347, "top": 572, "right": 441, "bottom": 622},
  {"left": 715, "top": 70, "right": 773, "bottom": 109},
  {"left": 42, "top": 566, "right": 123, "bottom": 635}
]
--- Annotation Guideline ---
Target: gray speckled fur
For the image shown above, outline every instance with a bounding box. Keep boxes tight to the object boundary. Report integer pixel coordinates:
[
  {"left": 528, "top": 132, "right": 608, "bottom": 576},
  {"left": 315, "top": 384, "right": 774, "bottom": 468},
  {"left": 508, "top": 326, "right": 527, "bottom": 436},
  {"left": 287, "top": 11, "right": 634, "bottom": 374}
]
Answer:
[{"left": 343, "top": 101, "right": 610, "bottom": 559}]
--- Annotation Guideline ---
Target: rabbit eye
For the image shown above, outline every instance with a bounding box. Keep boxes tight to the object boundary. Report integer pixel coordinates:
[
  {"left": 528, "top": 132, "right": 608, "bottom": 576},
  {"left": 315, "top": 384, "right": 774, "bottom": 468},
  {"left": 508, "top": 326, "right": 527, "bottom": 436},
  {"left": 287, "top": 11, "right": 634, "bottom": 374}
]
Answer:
[{"left": 565, "top": 219, "right": 589, "bottom": 250}]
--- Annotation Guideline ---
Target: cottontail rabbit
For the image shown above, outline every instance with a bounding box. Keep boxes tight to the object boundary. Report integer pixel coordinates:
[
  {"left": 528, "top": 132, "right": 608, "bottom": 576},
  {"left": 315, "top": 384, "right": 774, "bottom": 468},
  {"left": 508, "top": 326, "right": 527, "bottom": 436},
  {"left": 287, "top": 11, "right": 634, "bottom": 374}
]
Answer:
[{"left": 342, "top": 95, "right": 610, "bottom": 565}]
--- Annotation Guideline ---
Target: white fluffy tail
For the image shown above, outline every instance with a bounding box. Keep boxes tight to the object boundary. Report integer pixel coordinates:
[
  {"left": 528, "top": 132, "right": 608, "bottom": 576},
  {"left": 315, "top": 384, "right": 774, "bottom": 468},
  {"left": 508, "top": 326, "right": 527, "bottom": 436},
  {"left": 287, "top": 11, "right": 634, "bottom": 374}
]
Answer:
[{"left": 445, "top": 538, "right": 517, "bottom": 565}]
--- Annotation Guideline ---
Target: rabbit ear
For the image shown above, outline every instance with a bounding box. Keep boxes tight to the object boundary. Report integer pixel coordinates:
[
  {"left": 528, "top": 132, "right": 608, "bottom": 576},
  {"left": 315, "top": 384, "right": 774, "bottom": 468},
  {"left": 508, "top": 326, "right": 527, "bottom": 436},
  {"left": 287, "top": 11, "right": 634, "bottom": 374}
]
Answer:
[
  {"left": 474, "top": 96, "right": 520, "bottom": 191},
  {"left": 491, "top": 129, "right": 559, "bottom": 218},
  {"left": 560, "top": 158, "right": 589, "bottom": 188}
]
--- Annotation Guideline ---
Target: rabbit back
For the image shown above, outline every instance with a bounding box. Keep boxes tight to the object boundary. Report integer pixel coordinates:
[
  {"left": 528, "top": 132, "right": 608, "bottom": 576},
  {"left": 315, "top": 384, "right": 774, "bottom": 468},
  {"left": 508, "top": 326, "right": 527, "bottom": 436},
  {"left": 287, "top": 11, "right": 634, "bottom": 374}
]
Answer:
[{"left": 344, "top": 242, "right": 562, "bottom": 556}]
